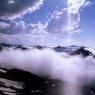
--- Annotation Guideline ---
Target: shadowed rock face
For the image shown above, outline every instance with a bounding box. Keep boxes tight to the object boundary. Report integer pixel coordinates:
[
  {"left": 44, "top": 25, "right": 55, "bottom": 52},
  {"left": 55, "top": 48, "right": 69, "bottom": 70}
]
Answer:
[
  {"left": 0, "top": 43, "right": 10, "bottom": 51},
  {"left": 0, "top": 47, "right": 2, "bottom": 51},
  {"left": 0, "top": 68, "right": 64, "bottom": 95},
  {"left": 53, "top": 45, "right": 81, "bottom": 54},
  {"left": 71, "top": 47, "right": 93, "bottom": 57},
  {"left": 0, "top": 43, "right": 45, "bottom": 51},
  {"left": 0, "top": 43, "right": 29, "bottom": 50},
  {"left": 0, "top": 68, "right": 95, "bottom": 95},
  {"left": 0, "top": 43, "right": 12, "bottom": 48},
  {"left": 54, "top": 46, "right": 95, "bottom": 57},
  {"left": 54, "top": 46, "right": 67, "bottom": 52},
  {"left": 33, "top": 46, "right": 44, "bottom": 50},
  {"left": 14, "top": 45, "right": 28, "bottom": 50}
]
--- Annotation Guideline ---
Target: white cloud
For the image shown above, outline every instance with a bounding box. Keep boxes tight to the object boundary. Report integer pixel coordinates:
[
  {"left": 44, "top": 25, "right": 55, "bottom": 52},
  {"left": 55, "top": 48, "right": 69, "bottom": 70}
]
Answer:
[
  {"left": 0, "top": 20, "right": 79, "bottom": 46},
  {"left": 0, "top": 22, "right": 10, "bottom": 29},
  {"left": 8, "top": 0, "right": 15, "bottom": 4},
  {"left": 46, "top": 9, "right": 80, "bottom": 33},
  {"left": 0, "top": 21, "right": 49, "bottom": 46},
  {"left": 46, "top": 0, "right": 91, "bottom": 34},
  {"left": 68, "top": 0, "right": 86, "bottom": 14}
]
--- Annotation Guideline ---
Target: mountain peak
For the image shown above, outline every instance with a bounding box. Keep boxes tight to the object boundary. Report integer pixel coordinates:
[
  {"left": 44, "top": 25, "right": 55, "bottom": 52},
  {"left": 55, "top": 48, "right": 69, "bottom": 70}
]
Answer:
[{"left": 71, "top": 46, "right": 93, "bottom": 57}]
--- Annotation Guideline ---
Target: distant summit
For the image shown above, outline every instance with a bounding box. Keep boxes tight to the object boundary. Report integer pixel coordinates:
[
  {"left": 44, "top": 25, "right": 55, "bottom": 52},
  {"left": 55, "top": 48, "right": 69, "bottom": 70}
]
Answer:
[
  {"left": 53, "top": 45, "right": 79, "bottom": 54},
  {"left": 0, "top": 43, "right": 44, "bottom": 50},
  {"left": 0, "top": 43, "right": 12, "bottom": 48},
  {"left": 0, "top": 43, "right": 94, "bottom": 57},
  {"left": 71, "top": 46, "right": 93, "bottom": 57},
  {"left": 0, "top": 43, "right": 29, "bottom": 50}
]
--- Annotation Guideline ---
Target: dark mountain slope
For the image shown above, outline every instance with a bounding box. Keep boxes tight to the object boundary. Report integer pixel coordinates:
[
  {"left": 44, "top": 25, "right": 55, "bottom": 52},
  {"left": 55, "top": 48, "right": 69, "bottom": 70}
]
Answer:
[{"left": 71, "top": 46, "right": 93, "bottom": 57}]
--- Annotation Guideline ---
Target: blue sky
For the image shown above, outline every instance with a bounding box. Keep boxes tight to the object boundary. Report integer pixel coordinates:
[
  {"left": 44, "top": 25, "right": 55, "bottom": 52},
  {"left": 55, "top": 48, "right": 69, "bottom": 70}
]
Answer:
[{"left": 0, "top": 0, "right": 95, "bottom": 47}]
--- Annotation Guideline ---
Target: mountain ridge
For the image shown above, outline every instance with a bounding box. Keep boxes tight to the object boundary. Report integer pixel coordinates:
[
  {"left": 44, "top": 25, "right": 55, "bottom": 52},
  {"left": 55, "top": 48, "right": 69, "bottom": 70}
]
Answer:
[{"left": 0, "top": 43, "right": 94, "bottom": 57}]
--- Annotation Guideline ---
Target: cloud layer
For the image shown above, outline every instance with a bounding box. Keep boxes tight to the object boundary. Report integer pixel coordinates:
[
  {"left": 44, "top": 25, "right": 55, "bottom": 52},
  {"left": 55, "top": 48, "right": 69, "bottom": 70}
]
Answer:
[
  {"left": 0, "top": 0, "right": 44, "bottom": 19},
  {"left": 0, "top": 47, "right": 95, "bottom": 95}
]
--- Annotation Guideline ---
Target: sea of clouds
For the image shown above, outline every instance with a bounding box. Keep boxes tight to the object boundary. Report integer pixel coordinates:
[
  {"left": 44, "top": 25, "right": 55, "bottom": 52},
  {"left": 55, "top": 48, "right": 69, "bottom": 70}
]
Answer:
[{"left": 0, "top": 47, "right": 95, "bottom": 95}]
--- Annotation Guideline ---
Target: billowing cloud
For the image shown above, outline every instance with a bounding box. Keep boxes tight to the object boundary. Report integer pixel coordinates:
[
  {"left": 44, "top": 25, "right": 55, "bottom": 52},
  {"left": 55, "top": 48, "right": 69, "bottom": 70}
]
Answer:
[
  {"left": 0, "top": 0, "right": 93, "bottom": 46},
  {"left": 46, "top": 9, "right": 80, "bottom": 33},
  {"left": 67, "top": 0, "right": 91, "bottom": 32},
  {"left": 68, "top": 0, "right": 86, "bottom": 14},
  {"left": 0, "top": 22, "right": 10, "bottom": 29},
  {"left": 0, "top": 0, "right": 44, "bottom": 19},
  {"left": 0, "top": 20, "right": 78, "bottom": 46},
  {"left": 46, "top": 0, "right": 91, "bottom": 34},
  {"left": 0, "top": 21, "right": 47, "bottom": 34},
  {"left": 0, "top": 21, "right": 24, "bottom": 34},
  {"left": 0, "top": 21, "right": 50, "bottom": 46},
  {"left": 0, "top": 0, "right": 90, "bottom": 33}
]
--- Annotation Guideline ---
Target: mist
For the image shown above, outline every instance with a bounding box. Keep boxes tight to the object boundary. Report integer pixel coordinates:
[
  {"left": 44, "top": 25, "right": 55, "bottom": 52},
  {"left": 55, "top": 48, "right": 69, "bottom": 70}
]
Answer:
[{"left": 0, "top": 47, "right": 95, "bottom": 95}]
